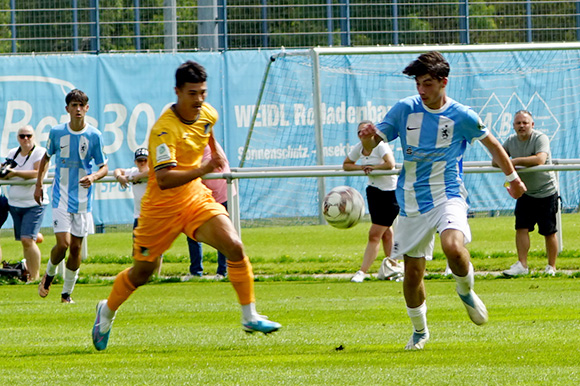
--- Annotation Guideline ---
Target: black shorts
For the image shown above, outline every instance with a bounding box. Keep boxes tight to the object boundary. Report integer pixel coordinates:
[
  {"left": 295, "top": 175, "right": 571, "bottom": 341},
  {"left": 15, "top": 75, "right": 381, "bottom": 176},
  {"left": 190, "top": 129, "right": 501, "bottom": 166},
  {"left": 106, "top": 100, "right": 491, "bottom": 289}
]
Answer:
[
  {"left": 514, "top": 193, "right": 559, "bottom": 236},
  {"left": 366, "top": 185, "right": 399, "bottom": 227}
]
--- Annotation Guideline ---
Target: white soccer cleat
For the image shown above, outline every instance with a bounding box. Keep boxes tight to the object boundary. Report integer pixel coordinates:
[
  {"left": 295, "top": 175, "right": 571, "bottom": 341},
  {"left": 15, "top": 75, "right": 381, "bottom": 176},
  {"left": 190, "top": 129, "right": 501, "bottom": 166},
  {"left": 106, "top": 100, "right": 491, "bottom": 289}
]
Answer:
[
  {"left": 503, "top": 261, "right": 529, "bottom": 276},
  {"left": 544, "top": 265, "right": 556, "bottom": 276},
  {"left": 351, "top": 270, "right": 366, "bottom": 283},
  {"left": 458, "top": 290, "right": 488, "bottom": 325},
  {"left": 404, "top": 330, "right": 430, "bottom": 350}
]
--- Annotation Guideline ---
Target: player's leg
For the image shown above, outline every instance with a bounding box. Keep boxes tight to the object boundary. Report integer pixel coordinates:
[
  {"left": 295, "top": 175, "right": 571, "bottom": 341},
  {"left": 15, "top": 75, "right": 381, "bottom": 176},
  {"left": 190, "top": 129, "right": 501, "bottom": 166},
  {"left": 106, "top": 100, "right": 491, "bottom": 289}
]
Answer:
[
  {"left": 403, "top": 255, "right": 429, "bottom": 350},
  {"left": 438, "top": 199, "right": 487, "bottom": 326},
  {"left": 38, "top": 208, "right": 72, "bottom": 298},
  {"left": 92, "top": 214, "right": 179, "bottom": 350},
  {"left": 390, "top": 213, "right": 434, "bottom": 350},
  {"left": 60, "top": 212, "right": 92, "bottom": 303},
  {"left": 193, "top": 214, "right": 281, "bottom": 334}
]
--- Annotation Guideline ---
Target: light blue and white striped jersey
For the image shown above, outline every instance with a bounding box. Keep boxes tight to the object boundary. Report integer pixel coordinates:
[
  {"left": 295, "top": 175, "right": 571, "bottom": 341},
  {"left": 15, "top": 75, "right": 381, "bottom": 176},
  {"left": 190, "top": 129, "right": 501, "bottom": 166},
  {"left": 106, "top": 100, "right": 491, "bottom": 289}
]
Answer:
[
  {"left": 376, "top": 95, "right": 488, "bottom": 217},
  {"left": 46, "top": 123, "right": 107, "bottom": 213}
]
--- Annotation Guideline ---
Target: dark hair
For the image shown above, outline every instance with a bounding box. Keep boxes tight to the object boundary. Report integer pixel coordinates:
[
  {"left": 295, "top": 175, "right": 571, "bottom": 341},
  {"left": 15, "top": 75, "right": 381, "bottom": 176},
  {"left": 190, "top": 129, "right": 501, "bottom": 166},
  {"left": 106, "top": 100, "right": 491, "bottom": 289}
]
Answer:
[
  {"left": 403, "top": 51, "right": 450, "bottom": 80},
  {"left": 65, "top": 89, "right": 89, "bottom": 105},
  {"left": 175, "top": 61, "right": 207, "bottom": 89}
]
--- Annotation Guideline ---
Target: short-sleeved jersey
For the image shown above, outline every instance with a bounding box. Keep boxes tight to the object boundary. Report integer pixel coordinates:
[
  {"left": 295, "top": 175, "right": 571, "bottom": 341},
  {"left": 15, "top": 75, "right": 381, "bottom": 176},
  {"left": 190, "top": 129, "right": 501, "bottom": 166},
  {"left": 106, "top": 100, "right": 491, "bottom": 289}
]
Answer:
[
  {"left": 46, "top": 123, "right": 107, "bottom": 213},
  {"left": 141, "top": 103, "right": 218, "bottom": 217},
  {"left": 502, "top": 130, "right": 557, "bottom": 198},
  {"left": 347, "top": 142, "right": 397, "bottom": 191},
  {"left": 376, "top": 95, "right": 488, "bottom": 217}
]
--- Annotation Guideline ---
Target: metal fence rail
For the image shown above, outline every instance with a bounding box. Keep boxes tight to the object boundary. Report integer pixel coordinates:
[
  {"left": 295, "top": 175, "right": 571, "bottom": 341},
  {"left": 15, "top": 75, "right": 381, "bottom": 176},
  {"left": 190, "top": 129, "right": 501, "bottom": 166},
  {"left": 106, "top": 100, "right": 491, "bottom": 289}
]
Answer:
[{"left": 1, "top": 1, "right": 580, "bottom": 54}]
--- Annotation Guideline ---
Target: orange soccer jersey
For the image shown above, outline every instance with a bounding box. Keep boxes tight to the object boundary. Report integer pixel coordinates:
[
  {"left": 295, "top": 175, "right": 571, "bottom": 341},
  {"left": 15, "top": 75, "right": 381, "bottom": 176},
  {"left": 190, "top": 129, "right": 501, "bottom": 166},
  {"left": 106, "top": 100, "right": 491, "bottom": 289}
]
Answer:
[{"left": 133, "top": 102, "right": 228, "bottom": 261}]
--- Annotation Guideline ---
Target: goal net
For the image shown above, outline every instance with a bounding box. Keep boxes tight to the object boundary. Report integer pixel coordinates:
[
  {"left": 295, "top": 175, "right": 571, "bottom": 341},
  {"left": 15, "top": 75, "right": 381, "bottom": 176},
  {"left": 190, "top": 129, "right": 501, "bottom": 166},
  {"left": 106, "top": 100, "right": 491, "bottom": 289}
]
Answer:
[{"left": 239, "top": 44, "right": 580, "bottom": 225}]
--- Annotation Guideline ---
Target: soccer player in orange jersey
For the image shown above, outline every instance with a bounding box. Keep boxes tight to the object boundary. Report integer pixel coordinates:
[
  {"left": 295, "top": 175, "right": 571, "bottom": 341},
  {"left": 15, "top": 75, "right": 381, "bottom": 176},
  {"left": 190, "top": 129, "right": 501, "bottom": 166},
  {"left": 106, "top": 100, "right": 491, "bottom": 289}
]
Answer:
[{"left": 92, "top": 61, "right": 281, "bottom": 351}]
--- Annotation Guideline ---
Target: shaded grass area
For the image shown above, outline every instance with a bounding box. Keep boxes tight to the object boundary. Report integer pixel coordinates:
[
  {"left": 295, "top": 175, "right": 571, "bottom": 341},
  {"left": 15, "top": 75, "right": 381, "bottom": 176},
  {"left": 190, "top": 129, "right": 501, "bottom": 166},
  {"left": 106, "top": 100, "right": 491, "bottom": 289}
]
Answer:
[
  {"left": 0, "top": 279, "right": 579, "bottom": 384},
  {"left": 0, "top": 214, "right": 578, "bottom": 280}
]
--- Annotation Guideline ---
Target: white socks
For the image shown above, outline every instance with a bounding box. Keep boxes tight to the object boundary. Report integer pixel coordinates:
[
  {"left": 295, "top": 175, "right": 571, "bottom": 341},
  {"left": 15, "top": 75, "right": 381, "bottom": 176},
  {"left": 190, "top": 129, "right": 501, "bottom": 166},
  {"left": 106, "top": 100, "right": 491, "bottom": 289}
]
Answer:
[
  {"left": 453, "top": 262, "right": 474, "bottom": 296},
  {"left": 407, "top": 302, "right": 428, "bottom": 334},
  {"left": 46, "top": 260, "right": 57, "bottom": 276},
  {"left": 62, "top": 267, "right": 79, "bottom": 295},
  {"left": 241, "top": 303, "right": 259, "bottom": 322}
]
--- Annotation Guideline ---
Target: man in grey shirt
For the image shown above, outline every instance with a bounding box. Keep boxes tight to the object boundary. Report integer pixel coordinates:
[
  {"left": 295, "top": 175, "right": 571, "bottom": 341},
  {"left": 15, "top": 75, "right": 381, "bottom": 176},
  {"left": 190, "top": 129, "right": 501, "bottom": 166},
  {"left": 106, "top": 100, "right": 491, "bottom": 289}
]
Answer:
[{"left": 500, "top": 110, "right": 559, "bottom": 276}]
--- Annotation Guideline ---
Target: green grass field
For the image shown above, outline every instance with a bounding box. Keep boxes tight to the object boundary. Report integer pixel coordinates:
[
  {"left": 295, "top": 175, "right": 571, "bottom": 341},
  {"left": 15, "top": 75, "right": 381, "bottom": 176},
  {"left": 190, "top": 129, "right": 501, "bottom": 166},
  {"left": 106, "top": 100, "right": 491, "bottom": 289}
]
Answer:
[
  {"left": 0, "top": 214, "right": 579, "bottom": 384},
  {"left": 1, "top": 213, "right": 578, "bottom": 278},
  {"left": 1, "top": 279, "right": 579, "bottom": 385}
]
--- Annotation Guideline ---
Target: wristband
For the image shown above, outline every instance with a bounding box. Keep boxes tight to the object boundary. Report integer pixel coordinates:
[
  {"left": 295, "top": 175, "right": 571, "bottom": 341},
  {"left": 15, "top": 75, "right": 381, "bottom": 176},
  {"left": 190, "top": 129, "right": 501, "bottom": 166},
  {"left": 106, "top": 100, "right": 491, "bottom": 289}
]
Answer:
[{"left": 505, "top": 171, "right": 519, "bottom": 183}]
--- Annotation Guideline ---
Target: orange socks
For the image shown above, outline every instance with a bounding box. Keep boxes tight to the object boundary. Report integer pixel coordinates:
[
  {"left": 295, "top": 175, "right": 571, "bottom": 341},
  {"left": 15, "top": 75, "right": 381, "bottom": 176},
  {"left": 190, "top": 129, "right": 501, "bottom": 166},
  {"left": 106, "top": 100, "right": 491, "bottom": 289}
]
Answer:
[
  {"left": 227, "top": 256, "right": 256, "bottom": 305},
  {"left": 107, "top": 268, "right": 137, "bottom": 312}
]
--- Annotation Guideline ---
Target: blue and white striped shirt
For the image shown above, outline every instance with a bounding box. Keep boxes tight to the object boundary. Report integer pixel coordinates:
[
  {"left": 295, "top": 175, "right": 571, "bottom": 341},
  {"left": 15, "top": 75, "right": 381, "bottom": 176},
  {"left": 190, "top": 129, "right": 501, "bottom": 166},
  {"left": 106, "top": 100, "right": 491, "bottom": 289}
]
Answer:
[
  {"left": 376, "top": 95, "right": 488, "bottom": 217},
  {"left": 46, "top": 123, "right": 107, "bottom": 213}
]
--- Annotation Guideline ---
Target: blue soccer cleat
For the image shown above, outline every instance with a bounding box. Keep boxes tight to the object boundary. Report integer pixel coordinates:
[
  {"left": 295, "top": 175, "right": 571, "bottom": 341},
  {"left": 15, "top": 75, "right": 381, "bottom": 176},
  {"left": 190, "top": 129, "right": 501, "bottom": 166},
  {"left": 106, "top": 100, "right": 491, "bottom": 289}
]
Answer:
[
  {"left": 92, "top": 300, "right": 116, "bottom": 351},
  {"left": 242, "top": 317, "right": 281, "bottom": 335}
]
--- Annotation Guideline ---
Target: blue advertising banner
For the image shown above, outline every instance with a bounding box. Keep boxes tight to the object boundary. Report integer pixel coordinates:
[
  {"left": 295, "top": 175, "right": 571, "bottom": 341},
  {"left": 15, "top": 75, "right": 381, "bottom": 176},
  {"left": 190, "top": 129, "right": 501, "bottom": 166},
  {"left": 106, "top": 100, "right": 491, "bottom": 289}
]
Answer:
[{"left": 1, "top": 49, "right": 579, "bottom": 228}]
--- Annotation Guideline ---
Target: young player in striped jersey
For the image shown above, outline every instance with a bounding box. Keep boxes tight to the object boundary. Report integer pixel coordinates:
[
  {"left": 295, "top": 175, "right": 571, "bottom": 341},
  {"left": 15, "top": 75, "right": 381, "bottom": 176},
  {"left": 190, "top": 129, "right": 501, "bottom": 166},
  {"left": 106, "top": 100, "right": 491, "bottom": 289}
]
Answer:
[
  {"left": 35, "top": 89, "right": 108, "bottom": 303},
  {"left": 359, "top": 51, "right": 527, "bottom": 350},
  {"left": 92, "top": 61, "right": 280, "bottom": 351}
]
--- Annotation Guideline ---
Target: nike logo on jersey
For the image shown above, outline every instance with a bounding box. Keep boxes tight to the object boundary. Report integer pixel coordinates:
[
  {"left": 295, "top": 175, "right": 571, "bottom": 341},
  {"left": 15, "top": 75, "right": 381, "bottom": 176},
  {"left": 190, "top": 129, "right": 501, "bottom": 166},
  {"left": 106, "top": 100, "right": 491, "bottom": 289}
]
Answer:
[
  {"left": 157, "top": 131, "right": 168, "bottom": 137},
  {"left": 60, "top": 145, "right": 68, "bottom": 149},
  {"left": 407, "top": 127, "right": 420, "bottom": 130}
]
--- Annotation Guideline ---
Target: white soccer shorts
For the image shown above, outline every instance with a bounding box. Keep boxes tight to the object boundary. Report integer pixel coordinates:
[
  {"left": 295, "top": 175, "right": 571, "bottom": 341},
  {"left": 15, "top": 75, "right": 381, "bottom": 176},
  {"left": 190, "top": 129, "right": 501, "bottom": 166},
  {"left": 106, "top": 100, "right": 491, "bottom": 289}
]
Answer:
[
  {"left": 391, "top": 198, "right": 472, "bottom": 260},
  {"left": 52, "top": 206, "right": 94, "bottom": 237}
]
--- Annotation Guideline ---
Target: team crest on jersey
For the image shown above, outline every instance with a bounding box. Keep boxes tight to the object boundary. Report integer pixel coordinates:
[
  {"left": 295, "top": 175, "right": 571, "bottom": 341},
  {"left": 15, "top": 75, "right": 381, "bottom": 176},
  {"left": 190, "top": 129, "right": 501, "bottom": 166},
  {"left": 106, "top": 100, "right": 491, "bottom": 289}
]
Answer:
[
  {"left": 79, "top": 136, "right": 89, "bottom": 160},
  {"left": 156, "top": 143, "right": 171, "bottom": 163}
]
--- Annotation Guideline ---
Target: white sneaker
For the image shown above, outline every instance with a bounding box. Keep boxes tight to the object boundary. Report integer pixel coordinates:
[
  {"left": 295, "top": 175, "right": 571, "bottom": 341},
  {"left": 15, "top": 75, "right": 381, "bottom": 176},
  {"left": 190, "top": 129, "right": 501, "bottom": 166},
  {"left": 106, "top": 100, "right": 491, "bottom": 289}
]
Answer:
[
  {"left": 351, "top": 270, "right": 366, "bottom": 283},
  {"left": 458, "top": 290, "right": 488, "bottom": 325},
  {"left": 404, "top": 330, "right": 430, "bottom": 350},
  {"left": 503, "top": 261, "right": 529, "bottom": 276},
  {"left": 377, "top": 258, "right": 404, "bottom": 280},
  {"left": 544, "top": 265, "right": 556, "bottom": 276}
]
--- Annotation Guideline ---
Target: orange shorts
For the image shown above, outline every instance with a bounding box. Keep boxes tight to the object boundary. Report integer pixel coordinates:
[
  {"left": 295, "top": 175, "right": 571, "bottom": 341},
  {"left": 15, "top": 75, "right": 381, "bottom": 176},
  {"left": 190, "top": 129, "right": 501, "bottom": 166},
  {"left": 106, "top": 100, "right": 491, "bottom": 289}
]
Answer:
[{"left": 133, "top": 192, "right": 228, "bottom": 262}]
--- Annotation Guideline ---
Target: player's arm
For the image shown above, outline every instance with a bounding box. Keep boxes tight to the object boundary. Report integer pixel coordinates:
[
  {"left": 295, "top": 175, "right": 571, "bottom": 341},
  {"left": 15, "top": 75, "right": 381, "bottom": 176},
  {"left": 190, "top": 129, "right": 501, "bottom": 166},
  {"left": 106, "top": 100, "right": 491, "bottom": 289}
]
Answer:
[
  {"left": 34, "top": 153, "right": 50, "bottom": 205},
  {"left": 80, "top": 163, "right": 109, "bottom": 188},
  {"left": 480, "top": 134, "right": 526, "bottom": 199},
  {"left": 206, "top": 133, "right": 227, "bottom": 170},
  {"left": 357, "top": 122, "right": 382, "bottom": 149}
]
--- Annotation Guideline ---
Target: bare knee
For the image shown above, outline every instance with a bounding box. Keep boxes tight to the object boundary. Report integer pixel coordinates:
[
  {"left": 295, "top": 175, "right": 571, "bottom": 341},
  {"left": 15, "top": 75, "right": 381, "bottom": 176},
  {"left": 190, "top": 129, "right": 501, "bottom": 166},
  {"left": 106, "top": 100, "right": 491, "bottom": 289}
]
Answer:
[{"left": 222, "top": 238, "right": 245, "bottom": 261}]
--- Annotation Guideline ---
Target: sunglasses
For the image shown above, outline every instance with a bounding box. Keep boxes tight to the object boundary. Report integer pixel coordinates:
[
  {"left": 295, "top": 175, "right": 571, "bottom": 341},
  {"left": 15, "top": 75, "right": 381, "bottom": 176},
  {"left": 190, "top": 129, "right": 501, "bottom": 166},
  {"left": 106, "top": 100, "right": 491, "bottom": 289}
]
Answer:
[{"left": 19, "top": 134, "right": 33, "bottom": 139}]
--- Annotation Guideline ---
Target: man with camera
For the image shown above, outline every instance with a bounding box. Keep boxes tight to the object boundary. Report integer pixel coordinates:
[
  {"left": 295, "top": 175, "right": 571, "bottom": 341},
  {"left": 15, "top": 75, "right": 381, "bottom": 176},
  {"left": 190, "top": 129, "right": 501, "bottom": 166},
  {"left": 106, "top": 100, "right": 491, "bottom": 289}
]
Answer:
[{"left": 0, "top": 125, "right": 48, "bottom": 281}]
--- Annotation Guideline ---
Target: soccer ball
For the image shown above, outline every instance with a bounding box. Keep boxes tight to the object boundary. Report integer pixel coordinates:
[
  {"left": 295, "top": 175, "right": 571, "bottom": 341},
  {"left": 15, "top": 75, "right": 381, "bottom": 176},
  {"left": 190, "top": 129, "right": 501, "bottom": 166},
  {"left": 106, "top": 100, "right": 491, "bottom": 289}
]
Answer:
[{"left": 322, "top": 186, "right": 365, "bottom": 229}]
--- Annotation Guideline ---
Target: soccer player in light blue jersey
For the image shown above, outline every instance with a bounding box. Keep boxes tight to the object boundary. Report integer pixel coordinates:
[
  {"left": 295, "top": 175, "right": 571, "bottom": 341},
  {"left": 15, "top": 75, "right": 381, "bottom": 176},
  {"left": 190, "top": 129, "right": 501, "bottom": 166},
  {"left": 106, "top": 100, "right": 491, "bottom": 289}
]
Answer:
[
  {"left": 359, "top": 51, "right": 527, "bottom": 350},
  {"left": 34, "top": 89, "right": 108, "bottom": 304}
]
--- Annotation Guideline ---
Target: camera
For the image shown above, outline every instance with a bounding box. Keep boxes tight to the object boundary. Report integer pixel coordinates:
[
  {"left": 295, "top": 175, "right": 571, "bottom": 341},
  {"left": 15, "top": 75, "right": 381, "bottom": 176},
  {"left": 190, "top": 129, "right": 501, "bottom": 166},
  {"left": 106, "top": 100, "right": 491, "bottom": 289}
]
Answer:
[{"left": 0, "top": 158, "right": 17, "bottom": 178}]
